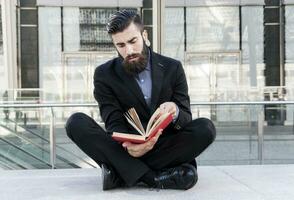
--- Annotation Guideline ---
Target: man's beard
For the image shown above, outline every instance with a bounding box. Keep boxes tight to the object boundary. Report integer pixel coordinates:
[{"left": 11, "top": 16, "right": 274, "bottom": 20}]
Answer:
[{"left": 121, "top": 44, "right": 148, "bottom": 76}]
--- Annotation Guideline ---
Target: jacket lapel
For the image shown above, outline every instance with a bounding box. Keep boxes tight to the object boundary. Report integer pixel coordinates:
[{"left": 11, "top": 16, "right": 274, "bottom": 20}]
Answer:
[
  {"left": 150, "top": 52, "right": 165, "bottom": 113},
  {"left": 114, "top": 58, "right": 149, "bottom": 111}
]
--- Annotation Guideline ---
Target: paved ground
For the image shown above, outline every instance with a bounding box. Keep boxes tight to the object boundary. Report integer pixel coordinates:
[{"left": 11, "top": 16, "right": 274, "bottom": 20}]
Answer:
[{"left": 1, "top": 164, "right": 294, "bottom": 200}]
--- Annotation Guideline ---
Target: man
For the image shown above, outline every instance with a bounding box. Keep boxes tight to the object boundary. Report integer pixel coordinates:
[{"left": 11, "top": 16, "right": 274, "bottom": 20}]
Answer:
[{"left": 65, "top": 10, "right": 216, "bottom": 191}]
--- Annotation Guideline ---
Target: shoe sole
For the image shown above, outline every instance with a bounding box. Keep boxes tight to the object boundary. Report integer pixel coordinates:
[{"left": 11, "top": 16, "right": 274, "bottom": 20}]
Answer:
[{"left": 101, "top": 164, "right": 109, "bottom": 191}]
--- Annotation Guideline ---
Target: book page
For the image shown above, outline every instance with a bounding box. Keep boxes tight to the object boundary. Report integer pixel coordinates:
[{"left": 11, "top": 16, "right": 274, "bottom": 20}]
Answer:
[
  {"left": 129, "top": 108, "right": 145, "bottom": 135},
  {"left": 123, "top": 108, "right": 145, "bottom": 136},
  {"left": 146, "top": 108, "right": 161, "bottom": 134},
  {"left": 147, "top": 112, "right": 170, "bottom": 137},
  {"left": 124, "top": 113, "right": 144, "bottom": 135}
]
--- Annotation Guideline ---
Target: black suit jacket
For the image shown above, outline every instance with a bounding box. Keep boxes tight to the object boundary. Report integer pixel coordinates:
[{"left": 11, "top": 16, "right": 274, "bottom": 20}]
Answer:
[{"left": 93, "top": 50, "right": 192, "bottom": 135}]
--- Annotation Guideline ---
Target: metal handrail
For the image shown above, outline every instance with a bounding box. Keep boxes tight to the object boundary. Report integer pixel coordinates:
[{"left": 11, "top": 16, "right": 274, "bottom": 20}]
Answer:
[
  {"left": 1, "top": 101, "right": 294, "bottom": 108},
  {"left": 191, "top": 101, "right": 294, "bottom": 105}
]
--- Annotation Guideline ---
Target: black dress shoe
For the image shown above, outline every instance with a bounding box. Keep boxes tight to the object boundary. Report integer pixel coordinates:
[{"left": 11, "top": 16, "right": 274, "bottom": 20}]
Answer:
[
  {"left": 101, "top": 164, "right": 125, "bottom": 190},
  {"left": 154, "top": 163, "right": 198, "bottom": 190}
]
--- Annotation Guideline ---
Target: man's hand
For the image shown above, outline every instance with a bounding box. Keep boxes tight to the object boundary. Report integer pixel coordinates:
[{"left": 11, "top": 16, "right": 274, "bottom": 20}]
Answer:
[
  {"left": 159, "top": 102, "right": 177, "bottom": 119},
  {"left": 122, "top": 129, "right": 163, "bottom": 157}
]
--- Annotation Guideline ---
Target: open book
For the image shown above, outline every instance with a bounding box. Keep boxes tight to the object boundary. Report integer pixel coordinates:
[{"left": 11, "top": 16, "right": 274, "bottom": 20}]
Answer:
[{"left": 112, "top": 107, "right": 173, "bottom": 143}]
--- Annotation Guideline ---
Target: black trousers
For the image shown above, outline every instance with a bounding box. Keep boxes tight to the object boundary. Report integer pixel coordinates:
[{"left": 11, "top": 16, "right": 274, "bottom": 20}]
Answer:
[{"left": 65, "top": 112, "right": 216, "bottom": 186}]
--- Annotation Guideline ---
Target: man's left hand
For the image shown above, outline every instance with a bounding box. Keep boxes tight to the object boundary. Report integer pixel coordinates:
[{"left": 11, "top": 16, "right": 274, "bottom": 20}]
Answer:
[{"left": 159, "top": 102, "right": 177, "bottom": 119}]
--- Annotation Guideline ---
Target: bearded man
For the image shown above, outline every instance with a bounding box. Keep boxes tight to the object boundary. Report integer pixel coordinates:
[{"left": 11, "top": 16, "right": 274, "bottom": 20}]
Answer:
[{"left": 65, "top": 10, "right": 216, "bottom": 191}]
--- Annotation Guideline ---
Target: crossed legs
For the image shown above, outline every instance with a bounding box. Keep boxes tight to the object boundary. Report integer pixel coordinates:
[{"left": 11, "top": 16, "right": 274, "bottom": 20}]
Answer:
[{"left": 65, "top": 112, "right": 216, "bottom": 186}]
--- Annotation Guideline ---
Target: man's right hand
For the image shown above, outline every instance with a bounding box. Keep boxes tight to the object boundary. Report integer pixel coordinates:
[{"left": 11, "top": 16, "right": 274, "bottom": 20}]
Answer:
[{"left": 122, "top": 129, "right": 163, "bottom": 157}]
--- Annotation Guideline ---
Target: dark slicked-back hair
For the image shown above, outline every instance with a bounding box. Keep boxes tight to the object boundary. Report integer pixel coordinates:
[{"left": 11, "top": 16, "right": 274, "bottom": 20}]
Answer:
[{"left": 106, "top": 9, "right": 143, "bottom": 34}]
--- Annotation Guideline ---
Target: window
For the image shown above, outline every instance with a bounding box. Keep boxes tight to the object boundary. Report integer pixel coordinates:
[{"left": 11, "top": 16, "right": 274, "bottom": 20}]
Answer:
[{"left": 79, "top": 8, "right": 116, "bottom": 51}]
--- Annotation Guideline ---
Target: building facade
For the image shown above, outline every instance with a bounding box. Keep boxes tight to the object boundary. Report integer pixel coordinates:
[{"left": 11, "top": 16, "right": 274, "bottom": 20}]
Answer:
[
  {"left": 0, "top": 0, "right": 294, "bottom": 123},
  {"left": 1, "top": 0, "right": 294, "bottom": 168}
]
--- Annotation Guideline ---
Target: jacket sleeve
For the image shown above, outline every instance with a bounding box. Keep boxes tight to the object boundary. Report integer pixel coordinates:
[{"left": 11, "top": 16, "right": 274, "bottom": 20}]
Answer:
[
  {"left": 93, "top": 66, "right": 129, "bottom": 133},
  {"left": 171, "top": 61, "right": 192, "bottom": 130}
]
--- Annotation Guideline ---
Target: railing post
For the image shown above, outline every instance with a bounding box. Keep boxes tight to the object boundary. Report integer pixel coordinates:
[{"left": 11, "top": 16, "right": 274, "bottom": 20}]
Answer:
[
  {"left": 14, "top": 114, "right": 17, "bottom": 133},
  {"left": 24, "top": 113, "right": 27, "bottom": 127},
  {"left": 293, "top": 109, "right": 294, "bottom": 135},
  {"left": 257, "top": 108, "right": 264, "bottom": 164},
  {"left": 50, "top": 107, "right": 56, "bottom": 169}
]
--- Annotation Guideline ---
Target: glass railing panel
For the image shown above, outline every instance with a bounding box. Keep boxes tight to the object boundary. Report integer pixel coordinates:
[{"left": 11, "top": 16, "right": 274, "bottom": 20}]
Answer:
[
  {"left": 0, "top": 107, "right": 54, "bottom": 167},
  {"left": 193, "top": 103, "right": 294, "bottom": 165},
  {"left": 192, "top": 104, "right": 261, "bottom": 165},
  {"left": 263, "top": 104, "right": 294, "bottom": 164},
  {"left": 0, "top": 107, "right": 84, "bottom": 169},
  {"left": 0, "top": 152, "right": 25, "bottom": 170},
  {"left": 1, "top": 102, "right": 294, "bottom": 169},
  {"left": 53, "top": 106, "right": 100, "bottom": 168},
  {"left": 0, "top": 138, "right": 50, "bottom": 169}
]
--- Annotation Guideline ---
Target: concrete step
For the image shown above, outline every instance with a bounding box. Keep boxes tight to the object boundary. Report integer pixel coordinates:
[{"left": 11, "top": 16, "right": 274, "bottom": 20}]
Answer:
[{"left": 1, "top": 165, "right": 293, "bottom": 200}]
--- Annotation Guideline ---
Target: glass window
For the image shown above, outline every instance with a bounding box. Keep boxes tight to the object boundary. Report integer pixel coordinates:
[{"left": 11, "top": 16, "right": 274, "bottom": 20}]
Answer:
[
  {"left": 62, "top": 8, "right": 119, "bottom": 102},
  {"left": 285, "top": 6, "right": 294, "bottom": 123},
  {"left": 39, "top": 7, "right": 139, "bottom": 102},
  {"left": 285, "top": 6, "right": 294, "bottom": 87},
  {"left": 163, "top": 5, "right": 265, "bottom": 122},
  {"left": 0, "top": 5, "right": 5, "bottom": 91},
  {"left": 79, "top": 8, "right": 116, "bottom": 51},
  {"left": 0, "top": 6, "right": 2, "bottom": 55},
  {"left": 38, "top": 7, "right": 62, "bottom": 102},
  {"left": 186, "top": 7, "right": 239, "bottom": 52},
  {"left": 63, "top": 7, "right": 80, "bottom": 52},
  {"left": 163, "top": 6, "right": 265, "bottom": 102},
  {"left": 64, "top": 8, "right": 117, "bottom": 52},
  {"left": 241, "top": 6, "right": 264, "bottom": 89},
  {"left": 63, "top": 8, "right": 138, "bottom": 52},
  {"left": 163, "top": 8, "right": 184, "bottom": 62}
]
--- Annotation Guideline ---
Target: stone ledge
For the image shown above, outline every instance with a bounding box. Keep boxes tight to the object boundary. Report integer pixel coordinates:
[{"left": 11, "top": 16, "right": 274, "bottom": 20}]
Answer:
[{"left": 0, "top": 164, "right": 294, "bottom": 200}]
